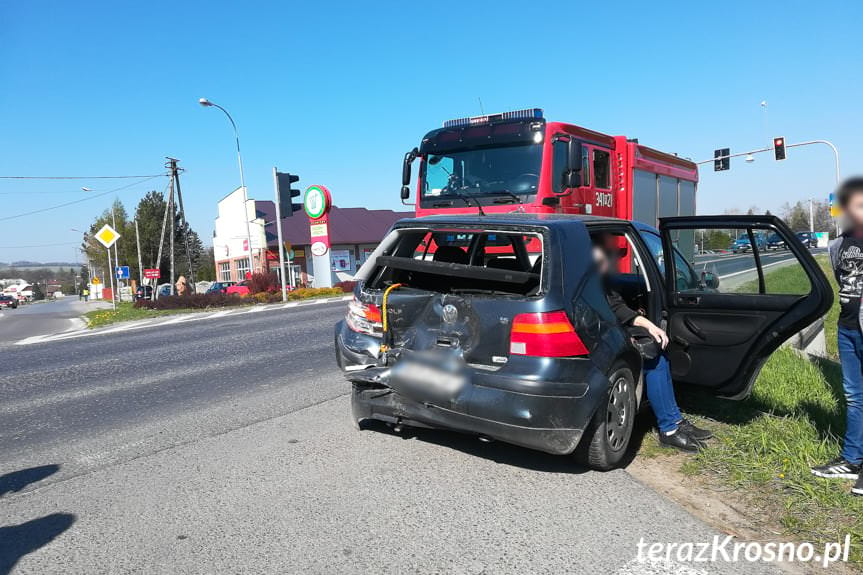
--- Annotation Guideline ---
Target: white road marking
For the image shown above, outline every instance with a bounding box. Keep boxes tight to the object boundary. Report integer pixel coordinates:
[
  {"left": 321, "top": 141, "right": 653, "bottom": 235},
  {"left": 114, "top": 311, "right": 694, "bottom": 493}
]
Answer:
[{"left": 14, "top": 295, "right": 353, "bottom": 346}]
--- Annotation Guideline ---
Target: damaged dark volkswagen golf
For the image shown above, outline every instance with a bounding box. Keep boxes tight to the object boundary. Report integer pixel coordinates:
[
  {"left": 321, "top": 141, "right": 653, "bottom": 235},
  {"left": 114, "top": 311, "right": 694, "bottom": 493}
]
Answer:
[{"left": 334, "top": 214, "right": 831, "bottom": 469}]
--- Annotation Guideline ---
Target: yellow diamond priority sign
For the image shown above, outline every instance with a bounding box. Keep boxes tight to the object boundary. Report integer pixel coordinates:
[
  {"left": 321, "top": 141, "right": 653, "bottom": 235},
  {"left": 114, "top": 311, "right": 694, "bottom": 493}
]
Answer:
[{"left": 95, "top": 224, "right": 120, "bottom": 249}]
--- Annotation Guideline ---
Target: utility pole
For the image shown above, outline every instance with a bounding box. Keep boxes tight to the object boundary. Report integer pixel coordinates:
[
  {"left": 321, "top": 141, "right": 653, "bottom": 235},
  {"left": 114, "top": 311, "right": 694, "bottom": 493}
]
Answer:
[
  {"left": 167, "top": 158, "right": 195, "bottom": 290},
  {"left": 167, "top": 170, "right": 175, "bottom": 295},
  {"left": 809, "top": 198, "right": 815, "bottom": 233},
  {"left": 135, "top": 218, "right": 144, "bottom": 287}
]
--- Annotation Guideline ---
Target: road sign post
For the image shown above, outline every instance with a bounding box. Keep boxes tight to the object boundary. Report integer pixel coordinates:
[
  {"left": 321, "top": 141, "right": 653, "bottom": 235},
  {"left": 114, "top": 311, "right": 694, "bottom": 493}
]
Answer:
[{"left": 95, "top": 224, "right": 121, "bottom": 310}]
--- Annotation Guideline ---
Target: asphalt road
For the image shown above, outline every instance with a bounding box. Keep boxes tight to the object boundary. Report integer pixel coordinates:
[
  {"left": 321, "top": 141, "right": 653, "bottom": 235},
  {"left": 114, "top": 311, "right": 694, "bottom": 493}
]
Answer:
[
  {"left": 0, "top": 298, "right": 109, "bottom": 344},
  {"left": 0, "top": 300, "right": 784, "bottom": 574}
]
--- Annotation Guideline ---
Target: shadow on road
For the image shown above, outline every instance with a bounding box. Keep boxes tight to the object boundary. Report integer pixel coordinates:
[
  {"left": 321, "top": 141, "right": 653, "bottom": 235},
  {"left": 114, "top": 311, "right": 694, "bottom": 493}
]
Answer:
[
  {"left": 0, "top": 513, "right": 76, "bottom": 575},
  {"left": 360, "top": 420, "right": 593, "bottom": 474},
  {"left": 0, "top": 464, "right": 60, "bottom": 497}
]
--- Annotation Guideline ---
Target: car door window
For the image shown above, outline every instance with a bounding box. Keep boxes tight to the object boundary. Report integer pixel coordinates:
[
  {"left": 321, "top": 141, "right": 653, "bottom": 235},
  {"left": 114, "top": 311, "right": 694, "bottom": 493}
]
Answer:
[
  {"left": 640, "top": 231, "right": 699, "bottom": 291},
  {"left": 593, "top": 149, "right": 611, "bottom": 190},
  {"left": 552, "top": 137, "right": 569, "bottom": 194},
  {"left": 672, "top": 226, "right": 812, "bottom": 296}
]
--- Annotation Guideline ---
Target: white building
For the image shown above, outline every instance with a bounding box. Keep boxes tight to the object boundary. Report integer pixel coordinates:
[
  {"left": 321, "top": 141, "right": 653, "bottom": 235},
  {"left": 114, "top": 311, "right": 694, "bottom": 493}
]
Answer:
[{"left": 212, "top": 188, "right": 268, "bottom": 282}]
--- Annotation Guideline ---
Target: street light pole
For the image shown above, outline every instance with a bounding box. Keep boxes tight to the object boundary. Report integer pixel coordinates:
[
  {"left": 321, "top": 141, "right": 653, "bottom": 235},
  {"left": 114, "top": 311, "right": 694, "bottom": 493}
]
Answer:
[{"left": 199, "top": 98, "right": 256, "bottom": 278}]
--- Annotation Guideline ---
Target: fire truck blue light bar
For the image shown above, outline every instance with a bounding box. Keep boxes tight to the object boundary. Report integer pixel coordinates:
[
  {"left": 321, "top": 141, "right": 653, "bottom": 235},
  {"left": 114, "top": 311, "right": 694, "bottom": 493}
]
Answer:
[{"left": 443, "top": 108, "right": 543, "bottom": 128}]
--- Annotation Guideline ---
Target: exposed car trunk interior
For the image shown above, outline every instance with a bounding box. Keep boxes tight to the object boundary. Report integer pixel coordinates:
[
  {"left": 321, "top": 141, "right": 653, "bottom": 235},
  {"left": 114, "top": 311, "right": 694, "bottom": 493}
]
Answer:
[
  {"left": 358, "top": 227, "right": 547, "bottom": 365},
  {"left": 364, "top": 228, "right": 544, "bottom": 297}
]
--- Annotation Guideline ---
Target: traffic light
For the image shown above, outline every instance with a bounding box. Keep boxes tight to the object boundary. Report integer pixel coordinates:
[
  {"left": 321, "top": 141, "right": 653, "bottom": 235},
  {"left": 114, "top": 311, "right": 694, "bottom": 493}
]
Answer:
[
  {"left": 714, "top": 148, "right": 730, "bottom": 172},
  {"left": 773, "top": 137, "right": 786, "bottom": 161},
  {"left": 276, "top": 172, "right": 302, "bottom": 217}
]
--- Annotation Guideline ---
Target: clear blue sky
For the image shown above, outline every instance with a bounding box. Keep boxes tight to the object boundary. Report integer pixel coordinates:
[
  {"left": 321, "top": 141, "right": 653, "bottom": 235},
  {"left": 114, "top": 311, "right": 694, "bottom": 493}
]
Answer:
[{"left": 1, "top": 0, "right": 861, "bottom": 262}]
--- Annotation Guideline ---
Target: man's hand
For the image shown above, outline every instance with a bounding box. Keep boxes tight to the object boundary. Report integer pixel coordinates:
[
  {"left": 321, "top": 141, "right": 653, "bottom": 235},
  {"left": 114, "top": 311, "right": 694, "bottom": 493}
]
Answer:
[{"left": 633, "top": 316, "right": 669, "bottom": 349}]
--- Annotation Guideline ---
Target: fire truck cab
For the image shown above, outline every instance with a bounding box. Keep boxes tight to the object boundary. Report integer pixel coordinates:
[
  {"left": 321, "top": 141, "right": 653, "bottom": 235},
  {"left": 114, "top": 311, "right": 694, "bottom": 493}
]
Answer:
[{"left": 401, "top": 108, "right": 698, "bottom": 233}]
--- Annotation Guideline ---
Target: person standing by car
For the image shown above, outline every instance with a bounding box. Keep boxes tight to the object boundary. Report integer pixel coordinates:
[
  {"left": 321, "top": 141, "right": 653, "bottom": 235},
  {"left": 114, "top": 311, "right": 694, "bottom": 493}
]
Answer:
[
  {"left": 812, "top": 177, "right": 863, "bottom": 493},
  {"left": 592, "top": 245, "right": 712, "bottom": 452}
]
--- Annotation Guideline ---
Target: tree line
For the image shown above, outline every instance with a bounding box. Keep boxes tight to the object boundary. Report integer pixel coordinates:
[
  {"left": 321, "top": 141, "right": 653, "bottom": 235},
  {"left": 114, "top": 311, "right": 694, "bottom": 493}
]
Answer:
[{"left": 80, "top": 191, "right": 214, "bottom": 287}]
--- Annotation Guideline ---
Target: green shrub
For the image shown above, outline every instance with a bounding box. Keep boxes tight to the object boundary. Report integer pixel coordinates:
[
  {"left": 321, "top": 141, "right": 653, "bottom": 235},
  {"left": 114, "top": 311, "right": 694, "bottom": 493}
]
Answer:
[{"left": 288, "top": 287, "right": 343, "bottom": 300}]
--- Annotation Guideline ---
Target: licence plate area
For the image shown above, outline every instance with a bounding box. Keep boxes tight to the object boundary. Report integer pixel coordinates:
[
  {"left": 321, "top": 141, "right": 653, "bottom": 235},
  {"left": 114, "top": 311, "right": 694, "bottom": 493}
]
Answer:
[{"left": 389, "top": 349, "right": 468, "bottom": 401}]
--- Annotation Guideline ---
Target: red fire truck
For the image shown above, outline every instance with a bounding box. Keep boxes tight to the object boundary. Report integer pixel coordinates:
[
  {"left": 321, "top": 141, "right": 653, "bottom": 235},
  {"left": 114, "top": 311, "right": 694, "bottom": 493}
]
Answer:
[{"left": 400, "top": 108, "right": 698, "bottom": 227}]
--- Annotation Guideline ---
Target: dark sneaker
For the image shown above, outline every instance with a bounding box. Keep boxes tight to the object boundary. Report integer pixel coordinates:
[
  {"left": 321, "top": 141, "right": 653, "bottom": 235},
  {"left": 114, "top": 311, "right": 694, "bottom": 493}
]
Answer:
[
  {"left": 658, "top": 430, "right": 703, "bottom": 453},
  {"left": 853, "top": 475, "right": 863, "bottom": 496},
  {"left": 810, "top": 458, "right": 860, "bottom": 480},
  {"left": 678, "top": 419, "right": 713, "bottom": 441}
]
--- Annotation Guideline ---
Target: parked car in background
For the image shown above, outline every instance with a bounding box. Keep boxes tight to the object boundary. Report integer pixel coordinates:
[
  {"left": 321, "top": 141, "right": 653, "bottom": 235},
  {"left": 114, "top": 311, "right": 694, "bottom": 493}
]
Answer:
[
  {"left": 155, "top": 283, "right": 172, "bottom": 299},
  {"left": 0, "top": 294, "right": 18, "bottom": 309},
  {"left": 796, "top": 231, "right": 817, "bottom": 248},
  {"left": 135, "top": 285, "right": 154, "bottom": 301},
  {"left": 207, "top": 281, "right": 236, "bottom": 294},
  {"left": 766, "top": 233, "right": 786, "bottom": 250},
  {"left": 225, "top": 281, "right": 250, "bottom": 297}
]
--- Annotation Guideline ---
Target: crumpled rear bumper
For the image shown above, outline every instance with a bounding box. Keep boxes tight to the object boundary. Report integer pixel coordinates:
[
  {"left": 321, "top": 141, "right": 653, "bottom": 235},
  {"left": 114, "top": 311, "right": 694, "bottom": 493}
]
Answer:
[
  {"left": 335, "top": 317, "right": 611, "bottom": 455},
  {"left": 344, "top": 357, "right": 609, "bottom": 456}
]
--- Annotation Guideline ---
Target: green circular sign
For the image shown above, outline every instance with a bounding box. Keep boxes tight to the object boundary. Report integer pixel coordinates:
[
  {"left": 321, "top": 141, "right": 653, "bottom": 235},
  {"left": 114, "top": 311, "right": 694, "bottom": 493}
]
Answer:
[{"left": 304, "top": 185, "right": 330, "bottom": 219}]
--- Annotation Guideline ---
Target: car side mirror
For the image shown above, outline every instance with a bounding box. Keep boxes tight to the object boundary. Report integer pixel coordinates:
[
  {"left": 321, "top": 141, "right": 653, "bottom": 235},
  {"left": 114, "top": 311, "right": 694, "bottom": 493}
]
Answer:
[
  {"left": 402, "top": 147, "right": 418, "bottom": 187},
  {"left": 557, "top": 140, "right": 582, "bottom": 196},
  {"left": 702, "top": 271, "right": 720, "bottom": 289},
  {"left": 401, "top": 148, "right": 418, "bottom": 205},
  {"left": 562, "top": 169, "right": 581, "bottom": 191},
  {"left": 557, "top": 140, "right": 583, "bottom": 193}
]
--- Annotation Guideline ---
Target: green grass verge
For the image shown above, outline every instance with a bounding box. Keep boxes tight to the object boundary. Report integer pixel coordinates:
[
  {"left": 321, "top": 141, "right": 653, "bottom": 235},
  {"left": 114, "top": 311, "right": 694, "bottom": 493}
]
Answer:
[
  {"left": 84, "top": 302, "right": 229, "bottom": 329},
  {"left": 673, "top": 255, "right": 863, "bottom": 561}
]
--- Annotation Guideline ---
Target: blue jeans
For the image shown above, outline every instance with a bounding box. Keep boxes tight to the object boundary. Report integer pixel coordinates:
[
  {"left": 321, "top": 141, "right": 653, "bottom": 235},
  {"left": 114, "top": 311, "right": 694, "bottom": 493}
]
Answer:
[
  {"left": 838, "top": 327, "right": 863, "bottom": 464},
  {"left": 643, "top": 353, "right": 683, "bottom": 434}
]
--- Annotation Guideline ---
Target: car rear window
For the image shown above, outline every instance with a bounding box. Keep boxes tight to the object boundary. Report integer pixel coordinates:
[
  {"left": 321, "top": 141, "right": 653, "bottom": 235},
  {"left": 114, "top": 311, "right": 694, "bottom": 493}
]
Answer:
[{"left": 358, "top": 227, "right": 544, "bottom": 296}]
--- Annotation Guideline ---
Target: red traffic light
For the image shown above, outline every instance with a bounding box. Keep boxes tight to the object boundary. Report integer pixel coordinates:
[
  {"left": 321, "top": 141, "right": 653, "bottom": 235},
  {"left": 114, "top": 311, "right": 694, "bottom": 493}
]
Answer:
[{"left": 773, "top": 137, "right": 787, "bottom": 161}]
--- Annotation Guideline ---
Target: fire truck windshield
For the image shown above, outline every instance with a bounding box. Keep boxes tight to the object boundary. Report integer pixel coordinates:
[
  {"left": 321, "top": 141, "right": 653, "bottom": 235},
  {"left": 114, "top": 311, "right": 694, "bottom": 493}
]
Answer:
[{"left": 421, "top": 143, "right": 541, "bottom": 205}]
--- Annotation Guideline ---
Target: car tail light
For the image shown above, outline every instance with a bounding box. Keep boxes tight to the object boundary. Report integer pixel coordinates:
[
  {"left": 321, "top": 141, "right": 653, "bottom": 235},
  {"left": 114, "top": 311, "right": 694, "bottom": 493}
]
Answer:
[
  {"left": 345, "top": 297, "right": 383, "bottom": 336},
  {"left": 509, "top": 311, "right": 589, "bottom": 357}
]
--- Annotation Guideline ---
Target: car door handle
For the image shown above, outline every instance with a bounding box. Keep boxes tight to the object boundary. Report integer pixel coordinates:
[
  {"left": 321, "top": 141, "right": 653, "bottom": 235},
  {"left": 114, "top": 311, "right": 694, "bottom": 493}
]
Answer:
[
  {"left": 678, "top": 294, "right": 701, "bottom": 305},
  {"left": 683, "top": 317, "right": 707, "bottom": 340}
]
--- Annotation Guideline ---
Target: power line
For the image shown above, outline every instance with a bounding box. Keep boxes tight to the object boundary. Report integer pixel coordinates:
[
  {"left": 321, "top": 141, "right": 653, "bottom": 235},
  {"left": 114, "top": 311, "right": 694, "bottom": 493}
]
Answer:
[
  {"left": 0, "top": 175, "right": 163, "bottom": 223},
  {"left": 0, "top": 174, "right": 163, "bottom": 180},
  {"left": 0, "top": 189, "right": 109, "bottom": 195},
  {"left": 0, "top": 242, "right": 79, "bottom": 248}
]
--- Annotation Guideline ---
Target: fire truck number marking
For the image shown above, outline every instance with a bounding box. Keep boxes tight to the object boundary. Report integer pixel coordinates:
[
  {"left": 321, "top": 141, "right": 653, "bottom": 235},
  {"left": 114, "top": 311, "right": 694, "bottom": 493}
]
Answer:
[{"left": 595, "top": 192, "right": 613, "bottom": 208}]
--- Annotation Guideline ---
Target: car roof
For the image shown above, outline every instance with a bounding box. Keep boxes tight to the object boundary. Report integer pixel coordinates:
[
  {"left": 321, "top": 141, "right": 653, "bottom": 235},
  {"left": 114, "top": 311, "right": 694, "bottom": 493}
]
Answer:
[
  {"left": 394, "top": 213, "right": 635, "bottom": 229},
  {"left": 394, "top": 213, "right": 662, "bottom": 237}
]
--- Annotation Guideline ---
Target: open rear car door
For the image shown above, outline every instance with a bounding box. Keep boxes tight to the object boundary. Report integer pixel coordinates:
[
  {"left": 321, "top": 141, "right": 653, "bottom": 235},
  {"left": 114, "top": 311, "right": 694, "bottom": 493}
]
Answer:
[{"left": 658, "top": 215, "right": 833, "bottom": 399}]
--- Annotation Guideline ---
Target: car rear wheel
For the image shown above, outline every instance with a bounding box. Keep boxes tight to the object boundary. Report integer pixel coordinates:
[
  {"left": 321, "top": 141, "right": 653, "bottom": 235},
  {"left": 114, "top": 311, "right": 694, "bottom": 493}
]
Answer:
[{"left": 576, "top": 364, "right": 636, "bottom": 471}]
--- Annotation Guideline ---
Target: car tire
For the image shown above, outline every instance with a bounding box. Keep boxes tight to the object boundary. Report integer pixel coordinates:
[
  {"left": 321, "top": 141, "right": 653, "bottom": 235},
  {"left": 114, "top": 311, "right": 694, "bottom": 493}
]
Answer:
[{"left": 576, "top": 363, "right": 637, "bottom": 471}]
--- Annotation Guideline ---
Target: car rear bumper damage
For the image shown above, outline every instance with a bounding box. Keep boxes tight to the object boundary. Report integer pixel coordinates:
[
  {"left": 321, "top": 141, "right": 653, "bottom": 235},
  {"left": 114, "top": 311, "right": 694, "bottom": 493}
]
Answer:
[{"left": 337, "top": 323, "right": 610, "bottom": 455}]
